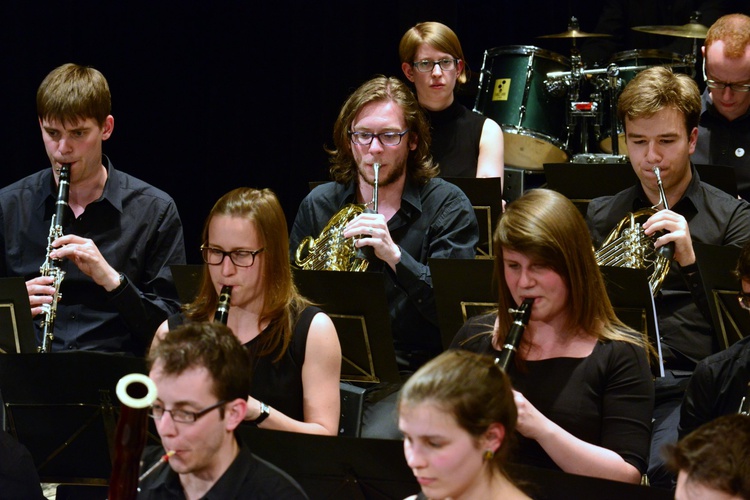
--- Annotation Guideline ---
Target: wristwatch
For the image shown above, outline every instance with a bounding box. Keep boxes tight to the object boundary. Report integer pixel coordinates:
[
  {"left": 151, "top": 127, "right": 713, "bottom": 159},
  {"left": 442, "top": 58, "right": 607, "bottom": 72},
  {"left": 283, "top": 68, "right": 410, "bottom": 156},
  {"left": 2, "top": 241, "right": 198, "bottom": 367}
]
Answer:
[
  {"left": 251, "top": 401, "right": 270, "bottom": 425},
  {"left": 109, "top": 272, "right": 127, "bottom": 294}
]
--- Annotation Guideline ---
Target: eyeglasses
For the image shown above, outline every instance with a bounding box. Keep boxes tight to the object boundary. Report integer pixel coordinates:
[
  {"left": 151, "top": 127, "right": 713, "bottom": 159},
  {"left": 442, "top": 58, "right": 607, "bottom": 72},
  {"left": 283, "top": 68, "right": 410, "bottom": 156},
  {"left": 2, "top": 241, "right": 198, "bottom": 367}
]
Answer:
[
  {"left": 348, "top": 130, "right": 410, "bottom": 146},
  {"left": 412, "top": 58, "right": 459, "bottom": 73},
  {"left": 702, "top": 59, "right": 750, "bottom": 93},
  {"left": 738, "top": 291, "right": 750, "bottom": 311},
  {"left": 149, "top": 400, "right": 228, "bottom": 424},
  {"left": 201, "top": 245, "right": 264, "bottom": 267}
]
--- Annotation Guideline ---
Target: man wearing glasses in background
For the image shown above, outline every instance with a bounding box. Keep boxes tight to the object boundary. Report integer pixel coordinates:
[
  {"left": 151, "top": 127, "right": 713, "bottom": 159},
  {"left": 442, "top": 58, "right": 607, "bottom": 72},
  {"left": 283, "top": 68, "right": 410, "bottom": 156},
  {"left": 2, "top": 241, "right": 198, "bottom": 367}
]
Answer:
[
  {"left": 678, "top": 240, "right": 750, "bottom": 439},
  {"left": 289, "top": 76, "right": 478, "bottom": 376},
  {"left": 138, "top": 322, "right": 308, "bottom": 499},
  {"left": 692, "top": 13, "right": 750, "bottom": 200}
]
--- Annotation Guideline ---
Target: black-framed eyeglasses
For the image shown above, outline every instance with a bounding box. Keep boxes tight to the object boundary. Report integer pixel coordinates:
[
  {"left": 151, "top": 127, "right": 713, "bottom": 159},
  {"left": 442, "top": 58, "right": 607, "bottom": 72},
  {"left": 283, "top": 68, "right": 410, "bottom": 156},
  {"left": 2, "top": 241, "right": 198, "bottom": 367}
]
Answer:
[
  {"left": 738, "top": 291, "right": 750, "bottom": 311},
  {"left": 702, "top": 58, "right": 750, "bottom": 93},
  {"left": 348, "top": 130, "right": 410, "bottom": 146},
  {"left": 149, "top": 400, "right": 228, "bottom": 424},
  {"left": 201, "top": 245, "right": 264, "bottom": 267},
  {"left": 412, "top": 58, "right": 459, "bottom": 73}
]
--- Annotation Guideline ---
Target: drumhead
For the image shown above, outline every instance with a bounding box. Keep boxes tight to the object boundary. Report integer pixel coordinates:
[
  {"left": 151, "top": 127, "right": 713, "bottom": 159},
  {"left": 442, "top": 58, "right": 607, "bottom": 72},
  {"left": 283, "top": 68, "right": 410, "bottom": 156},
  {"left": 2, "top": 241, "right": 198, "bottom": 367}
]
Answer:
[{"left": 484, "top": 45, "right": 570, "bottom": 67}]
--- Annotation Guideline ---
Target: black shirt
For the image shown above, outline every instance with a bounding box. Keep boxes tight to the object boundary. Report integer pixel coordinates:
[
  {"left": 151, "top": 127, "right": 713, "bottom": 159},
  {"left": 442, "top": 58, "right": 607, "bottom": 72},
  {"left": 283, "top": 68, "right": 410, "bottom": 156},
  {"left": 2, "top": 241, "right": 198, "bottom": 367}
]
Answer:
[
  {"left": 289, "top": 177, "right": 478, "bottom": 371},
  {"left": 138, "top": 442, "right": 309, "bottom": 499},
  {"left": 586, "top": 166, "right": 750, "bottom": 369},
  {"left": 426, "top": 100, "right": 486, "bottom": 178},
  {"left": 692, "top": 88, "right": 750, "bottom": 200},
  {"left": 0, "top": 157, "right": 186, "bottom": 355}
]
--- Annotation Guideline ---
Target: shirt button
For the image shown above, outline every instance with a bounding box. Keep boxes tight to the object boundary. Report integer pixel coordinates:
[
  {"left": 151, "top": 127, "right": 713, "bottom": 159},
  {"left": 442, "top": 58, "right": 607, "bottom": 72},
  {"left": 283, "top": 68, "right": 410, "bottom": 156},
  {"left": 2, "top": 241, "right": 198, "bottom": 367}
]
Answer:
[{"left": 736, "top": 148, "right": 745, "bottom": 158}]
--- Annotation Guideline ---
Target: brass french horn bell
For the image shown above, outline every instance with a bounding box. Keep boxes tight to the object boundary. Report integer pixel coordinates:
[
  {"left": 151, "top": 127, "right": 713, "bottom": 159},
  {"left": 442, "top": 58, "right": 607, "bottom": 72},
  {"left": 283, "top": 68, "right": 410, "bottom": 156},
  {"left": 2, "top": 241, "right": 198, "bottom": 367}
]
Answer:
[{"left": 595, "top": 166, "right": 674, "bottom": 295}]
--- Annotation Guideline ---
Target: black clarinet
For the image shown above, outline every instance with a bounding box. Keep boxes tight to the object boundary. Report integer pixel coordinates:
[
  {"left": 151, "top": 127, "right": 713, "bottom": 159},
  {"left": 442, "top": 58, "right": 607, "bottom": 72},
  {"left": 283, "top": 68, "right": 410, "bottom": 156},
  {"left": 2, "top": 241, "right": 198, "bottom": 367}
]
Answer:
[
  {"left": 494, "top": 298, "right": 534, "bottom": 372},
  {"left": 214, "top": 285, "right": 232, "bottom": 324},
  {"left": 38, "top": 163, "right": 71, "bottom": 352}
]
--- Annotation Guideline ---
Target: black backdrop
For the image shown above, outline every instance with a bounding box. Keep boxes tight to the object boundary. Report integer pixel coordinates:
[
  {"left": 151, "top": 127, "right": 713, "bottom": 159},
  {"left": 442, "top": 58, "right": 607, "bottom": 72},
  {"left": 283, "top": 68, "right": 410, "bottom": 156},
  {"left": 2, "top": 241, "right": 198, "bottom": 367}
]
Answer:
[{"left": 2, "top": 1, "right": 745, "bottom": 263}]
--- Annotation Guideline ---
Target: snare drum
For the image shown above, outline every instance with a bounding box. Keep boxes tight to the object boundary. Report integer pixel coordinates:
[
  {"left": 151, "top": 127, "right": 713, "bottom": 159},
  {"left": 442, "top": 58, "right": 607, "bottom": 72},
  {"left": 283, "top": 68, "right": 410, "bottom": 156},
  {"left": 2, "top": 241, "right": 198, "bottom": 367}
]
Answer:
[
  {"left": 474, "top": 46, "right": 570, "bottom": 170},
  {"left": 598, "top": 49, "right": 690, "bottom": 154}
]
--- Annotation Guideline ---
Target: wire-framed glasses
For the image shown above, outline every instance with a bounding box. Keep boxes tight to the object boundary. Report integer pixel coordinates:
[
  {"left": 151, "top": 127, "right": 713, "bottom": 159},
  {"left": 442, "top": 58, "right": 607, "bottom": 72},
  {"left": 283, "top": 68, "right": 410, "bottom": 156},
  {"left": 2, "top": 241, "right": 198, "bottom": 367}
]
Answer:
[
  {"left": 348, "top": 130, "right": 410, "bottom": 146},
  {"left": 149, "top": 400, "right": 228, "bottom": 424},
  {"left": 412, "top": 58, "right": 459, "bottom": 73},
  {"left": 201, "top": 245, "right": 264, "bottom": 267},
  {"left": 702, "top": 58, "right": 750, "bottom": 93}
]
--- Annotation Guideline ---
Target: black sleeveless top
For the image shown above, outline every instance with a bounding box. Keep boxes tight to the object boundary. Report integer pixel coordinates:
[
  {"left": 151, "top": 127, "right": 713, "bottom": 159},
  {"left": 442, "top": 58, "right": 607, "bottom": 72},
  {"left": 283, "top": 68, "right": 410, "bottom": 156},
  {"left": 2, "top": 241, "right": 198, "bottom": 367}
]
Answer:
[
  {"left": 426, "top": 99, "right": 486, "bottom": 178},
  {"left": 167, "top": 306, "right": 321, "bottom": 422}
]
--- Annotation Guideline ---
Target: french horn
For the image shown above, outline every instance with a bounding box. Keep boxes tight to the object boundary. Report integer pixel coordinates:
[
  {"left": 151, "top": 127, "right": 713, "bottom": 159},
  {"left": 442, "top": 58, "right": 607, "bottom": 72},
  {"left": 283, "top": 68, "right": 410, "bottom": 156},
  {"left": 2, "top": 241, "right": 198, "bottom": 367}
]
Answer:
[
  {"left": 595, "top": 166, "right": 675, "bottom": 295},
  {"left": 295, "top": 163, "right": 380, "bottom": 271}
]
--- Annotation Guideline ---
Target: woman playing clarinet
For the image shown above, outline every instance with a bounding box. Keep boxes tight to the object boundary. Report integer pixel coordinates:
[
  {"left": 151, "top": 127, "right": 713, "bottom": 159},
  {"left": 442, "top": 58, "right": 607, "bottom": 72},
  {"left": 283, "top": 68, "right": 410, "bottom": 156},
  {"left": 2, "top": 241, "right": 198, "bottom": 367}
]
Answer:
[
  {"left": 153, "top": 187, "right": 341, "bottom": 436},
  {"left": 451, "top": 188, "right": 654, "bottom": 483}
]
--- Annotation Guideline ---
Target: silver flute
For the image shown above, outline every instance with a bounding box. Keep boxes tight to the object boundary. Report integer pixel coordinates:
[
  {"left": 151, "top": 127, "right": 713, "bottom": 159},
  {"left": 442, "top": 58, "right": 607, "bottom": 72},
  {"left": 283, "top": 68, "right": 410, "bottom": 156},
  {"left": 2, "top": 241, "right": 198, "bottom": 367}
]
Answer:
[{"left": 38, "top": 164, "right": 71, "bottom": 353}]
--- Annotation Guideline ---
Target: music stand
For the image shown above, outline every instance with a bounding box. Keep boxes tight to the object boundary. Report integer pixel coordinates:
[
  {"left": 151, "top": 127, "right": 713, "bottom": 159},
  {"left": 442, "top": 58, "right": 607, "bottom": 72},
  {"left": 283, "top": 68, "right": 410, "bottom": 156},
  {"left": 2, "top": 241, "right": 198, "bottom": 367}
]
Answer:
[
  {"left": 170, "top": 264, "right": 204, "bottom": 304},
  {"left": 694, "top": 164, "right": 738, "bottom": 198},
  {"left": 292, "top": 269, "right": 399, "bottom": 385},
  {"left": 543, "top": 162, "right": 638, "bottom": 215},
  {"left": 430, "top": 258, "right": 497, "bottom": 350},
  {"left": 693, "top": 242, "right": 749, "bottom": 350},
  {"left": 0, "top": 352, "right": 151, "bottom": 483},
  {"left": 600, "top": 266, "right": 665, "bottom": 377},
  {"left": 442, "top": 177, "right": 504, "bottom": 257},
  {"left": 238, "top": 426, "right": 417, "bottom": 499},
  {"left": 0, "top": 277, "right": 38, "bottom": 354}
]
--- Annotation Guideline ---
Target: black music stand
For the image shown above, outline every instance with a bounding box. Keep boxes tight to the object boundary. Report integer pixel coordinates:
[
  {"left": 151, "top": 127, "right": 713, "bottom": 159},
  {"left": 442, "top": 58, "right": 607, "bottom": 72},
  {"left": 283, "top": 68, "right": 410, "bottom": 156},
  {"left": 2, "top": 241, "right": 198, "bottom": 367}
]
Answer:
[
  {"left": 430, "top": 258, "right": 497, "bottom": 350},
  {"left": 443, "top": 177, "right": 504, "bottom": 257},
  {"left": 0, "top": 277, "right": 38, "bottom": 354},
  {"left": 694, "top": 163, "right": 738, "bottom": 198},
  {"left": 238, "top": 426, "right": 417, "bottom": 500},
  {"left": 693, "top": 242, "right": 749, "bottom": 350},
  {"left": 600, "top": 266, "right": 665, "bottom": 377},
  {"left": 0, "top": 352, "right": 150, "bottom": 484},
  {"left": 543, "top": 162, "right": 638, "bottom": 214},
  {"left": 292, "top": 269, "right": 399, "bottom": 385},
  {"left": 170, "top": 264, "right": 204, "bottom": 304}
]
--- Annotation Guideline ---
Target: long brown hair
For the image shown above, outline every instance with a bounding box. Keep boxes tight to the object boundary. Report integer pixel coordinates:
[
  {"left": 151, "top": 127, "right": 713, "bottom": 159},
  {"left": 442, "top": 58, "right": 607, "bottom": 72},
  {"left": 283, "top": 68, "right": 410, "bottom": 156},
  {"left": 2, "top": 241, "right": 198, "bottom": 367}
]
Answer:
[
  {"left": 494, "top": 189, "right": 647, "bottom": 351},
  {"left": 183, "top": 187, "right": 309, "bottom": 361}
]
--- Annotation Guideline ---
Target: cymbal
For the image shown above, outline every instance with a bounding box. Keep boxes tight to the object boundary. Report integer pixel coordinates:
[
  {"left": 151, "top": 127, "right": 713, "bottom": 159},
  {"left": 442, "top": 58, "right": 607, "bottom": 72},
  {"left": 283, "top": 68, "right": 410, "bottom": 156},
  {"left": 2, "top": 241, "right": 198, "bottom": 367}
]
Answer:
[
  {"left": 538, "top": 28, "right": 612, "bottom": 39},
  {"left": 632, "top": 22, "right": 709, "bottom": 39}
]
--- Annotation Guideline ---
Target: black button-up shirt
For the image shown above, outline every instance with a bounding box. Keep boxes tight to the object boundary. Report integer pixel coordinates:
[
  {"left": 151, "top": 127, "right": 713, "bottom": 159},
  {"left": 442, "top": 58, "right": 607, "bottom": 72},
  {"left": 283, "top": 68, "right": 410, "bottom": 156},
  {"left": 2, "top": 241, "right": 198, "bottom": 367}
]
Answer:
[
  {"left": 0, "top": 157, "right": 185, "bottom": 355},
  {"left": 289, "top": 177, "right": 478, "bottom": 371},
  {"left": 587, "top": 166, "right": 750, "bottom": 370}
]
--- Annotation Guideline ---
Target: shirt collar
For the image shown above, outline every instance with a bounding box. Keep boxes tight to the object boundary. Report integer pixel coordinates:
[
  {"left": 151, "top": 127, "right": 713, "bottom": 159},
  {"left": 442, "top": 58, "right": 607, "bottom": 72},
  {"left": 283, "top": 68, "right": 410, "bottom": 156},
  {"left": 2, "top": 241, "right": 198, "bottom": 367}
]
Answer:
[
  {"left": 39, "top": 155, "right": 123, "bottom": 213},
  {"left": 632, "top": 163, "right": 700, "bottom": 216}
]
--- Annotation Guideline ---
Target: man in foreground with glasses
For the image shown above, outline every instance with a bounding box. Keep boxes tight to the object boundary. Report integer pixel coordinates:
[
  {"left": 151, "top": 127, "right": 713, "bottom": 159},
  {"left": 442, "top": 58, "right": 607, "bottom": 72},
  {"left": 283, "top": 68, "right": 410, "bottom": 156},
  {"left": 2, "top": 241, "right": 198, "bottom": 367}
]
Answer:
[
  {"left": 139, "top": 321, "right": 308, "bottom": 499},
  {"left": 289, "top": 75, "right": 478, "bottom": 375},
  {"left": 692, "top": 13, "right": 750, "bottom": 200},
  {"left": 678, "top": 240, "right": 750, "bottom": 438}
]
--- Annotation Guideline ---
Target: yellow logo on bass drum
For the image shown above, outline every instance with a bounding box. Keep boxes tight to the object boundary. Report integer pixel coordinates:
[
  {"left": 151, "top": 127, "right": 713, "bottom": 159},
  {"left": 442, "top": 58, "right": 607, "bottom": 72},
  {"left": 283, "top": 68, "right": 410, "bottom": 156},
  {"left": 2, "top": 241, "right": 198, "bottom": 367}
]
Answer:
[{"left": 492, "top": 79, "right": 511, "bottom": 101}]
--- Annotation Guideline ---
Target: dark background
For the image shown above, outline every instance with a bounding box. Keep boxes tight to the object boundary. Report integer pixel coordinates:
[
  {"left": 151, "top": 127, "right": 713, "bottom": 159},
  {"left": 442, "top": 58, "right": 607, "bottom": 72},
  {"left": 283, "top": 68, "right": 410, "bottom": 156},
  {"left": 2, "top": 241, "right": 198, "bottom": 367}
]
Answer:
[{"left": 2, "top": 1, "right": 747, "bottom": 263}]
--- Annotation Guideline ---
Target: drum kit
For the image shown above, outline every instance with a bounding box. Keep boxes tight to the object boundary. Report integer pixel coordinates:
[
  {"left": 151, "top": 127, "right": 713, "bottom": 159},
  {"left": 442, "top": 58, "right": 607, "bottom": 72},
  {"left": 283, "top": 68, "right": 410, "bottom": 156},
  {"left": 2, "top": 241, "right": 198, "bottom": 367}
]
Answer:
[{"left": 473, "top": 16, "right": 709, "bottom": 170}]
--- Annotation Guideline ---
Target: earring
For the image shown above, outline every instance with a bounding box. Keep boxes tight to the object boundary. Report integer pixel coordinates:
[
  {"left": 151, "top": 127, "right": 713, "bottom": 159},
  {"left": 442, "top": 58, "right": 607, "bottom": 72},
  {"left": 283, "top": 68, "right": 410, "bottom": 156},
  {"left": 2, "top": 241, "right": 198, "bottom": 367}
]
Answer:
[{"left": 483, "top": 449, "right": 494, "bottom": 461}]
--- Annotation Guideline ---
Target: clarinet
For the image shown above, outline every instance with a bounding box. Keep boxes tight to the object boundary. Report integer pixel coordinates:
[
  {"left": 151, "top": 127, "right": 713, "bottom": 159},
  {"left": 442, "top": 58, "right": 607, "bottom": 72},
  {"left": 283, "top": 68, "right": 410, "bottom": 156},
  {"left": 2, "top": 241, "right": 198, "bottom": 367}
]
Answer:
[
  {"left": 494, "top": 298, "right": 534, "bottom": 372},
  {"left": 214, "top": 285, "right": 232, "bottom": 324},
  {"left": 38, "top": 164, "right": 71, "bottom": 353}
]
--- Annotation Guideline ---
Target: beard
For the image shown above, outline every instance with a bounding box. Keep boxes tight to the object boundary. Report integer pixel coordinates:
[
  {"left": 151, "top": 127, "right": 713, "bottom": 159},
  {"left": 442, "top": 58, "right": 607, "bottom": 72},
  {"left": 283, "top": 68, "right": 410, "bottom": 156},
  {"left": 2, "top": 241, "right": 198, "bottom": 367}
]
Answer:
[{"left": 357, "top": 159, "right": 407, "bottom": 188}]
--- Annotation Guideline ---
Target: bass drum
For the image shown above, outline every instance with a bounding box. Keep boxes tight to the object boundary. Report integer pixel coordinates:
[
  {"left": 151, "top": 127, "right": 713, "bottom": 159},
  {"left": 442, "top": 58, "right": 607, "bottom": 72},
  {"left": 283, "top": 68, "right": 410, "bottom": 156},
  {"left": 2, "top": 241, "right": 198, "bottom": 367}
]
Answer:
[
  {"left": 598, "top": 49, "right": 691, "bottom": 154},
  {"left": 474, "top": 46, "right": 570, "bottom": 170}
]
